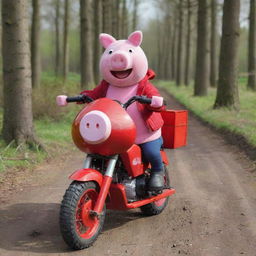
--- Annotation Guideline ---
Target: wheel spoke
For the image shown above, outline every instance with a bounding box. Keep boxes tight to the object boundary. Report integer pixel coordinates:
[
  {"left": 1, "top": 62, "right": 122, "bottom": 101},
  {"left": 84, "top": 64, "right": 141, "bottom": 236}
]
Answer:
[
  {"left": 81, "top": 200, "right": 97, "bottom": 228},
  {"left": 74, "top": 188, "right": 101, "bottom": 238}
]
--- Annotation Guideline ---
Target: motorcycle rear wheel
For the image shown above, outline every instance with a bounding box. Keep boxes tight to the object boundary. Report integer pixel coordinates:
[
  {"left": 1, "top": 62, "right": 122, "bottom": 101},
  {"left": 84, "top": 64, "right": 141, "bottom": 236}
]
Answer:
[
  {"left": 59, "top": 181, "right": 106, "bottom": 250},
  {"left": 140, "top": 165, "right": 170, "bottom": 216}
]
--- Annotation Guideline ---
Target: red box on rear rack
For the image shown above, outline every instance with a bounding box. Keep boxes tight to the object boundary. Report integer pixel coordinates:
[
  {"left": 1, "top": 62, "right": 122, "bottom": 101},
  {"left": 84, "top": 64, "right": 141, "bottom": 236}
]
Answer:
[{"left": 161, "top": 110, "right": 188, "bottom": 149}]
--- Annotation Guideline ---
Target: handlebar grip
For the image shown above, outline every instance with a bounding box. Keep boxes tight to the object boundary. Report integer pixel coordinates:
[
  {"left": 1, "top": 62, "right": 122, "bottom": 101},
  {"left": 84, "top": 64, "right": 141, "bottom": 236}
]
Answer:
[
  {"left": 137, "top": 96, "right": 152, "bottom": 104},
  {"left": 66, "top": 95, "right": 85, "bottom": 103},
  {"left": 123, "top": 96, "right": 165, "bottom": 109},
  {"left": 141, "top": 98, "right": 152, "bottom": 104},
  {"left": 138, "top": 96, "right": 166, "bottom": 106},
  {"left": 66, "top": 95, "right": 94, "bottom": 103}
]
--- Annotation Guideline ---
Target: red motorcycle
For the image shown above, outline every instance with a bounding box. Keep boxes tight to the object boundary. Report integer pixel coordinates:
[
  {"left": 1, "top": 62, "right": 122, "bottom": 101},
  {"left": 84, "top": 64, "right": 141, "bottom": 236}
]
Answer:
[{"left": 59, "top": 94, "right": 175, "bottom": 250}]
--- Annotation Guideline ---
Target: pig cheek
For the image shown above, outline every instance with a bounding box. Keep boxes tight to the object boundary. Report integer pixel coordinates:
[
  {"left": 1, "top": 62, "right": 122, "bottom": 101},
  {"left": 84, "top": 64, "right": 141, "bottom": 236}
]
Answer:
[
  {"left": 131, "top": 53, "right": 148, "bottom": 82},
  {"left": 100, "top": 58, "right": 112, "bottom": 81}
]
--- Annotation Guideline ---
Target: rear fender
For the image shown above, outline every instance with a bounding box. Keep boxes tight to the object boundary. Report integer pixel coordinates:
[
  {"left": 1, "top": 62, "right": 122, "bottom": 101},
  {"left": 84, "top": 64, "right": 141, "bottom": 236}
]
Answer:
[{"left": 69, "top": 168, "right": 103, "bottom": 187}]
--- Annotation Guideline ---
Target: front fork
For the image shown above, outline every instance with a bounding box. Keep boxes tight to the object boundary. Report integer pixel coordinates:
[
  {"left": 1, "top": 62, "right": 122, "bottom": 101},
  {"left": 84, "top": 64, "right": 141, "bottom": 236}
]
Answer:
[{"left": 87, "top": 154, "right": 118, "bottom": 218}]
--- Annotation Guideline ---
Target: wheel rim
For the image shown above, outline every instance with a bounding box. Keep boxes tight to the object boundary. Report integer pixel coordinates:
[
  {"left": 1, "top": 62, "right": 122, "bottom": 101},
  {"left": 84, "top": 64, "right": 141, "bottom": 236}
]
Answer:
[{"left": 75, "top": 188, "right": 99, "bottom": 239}]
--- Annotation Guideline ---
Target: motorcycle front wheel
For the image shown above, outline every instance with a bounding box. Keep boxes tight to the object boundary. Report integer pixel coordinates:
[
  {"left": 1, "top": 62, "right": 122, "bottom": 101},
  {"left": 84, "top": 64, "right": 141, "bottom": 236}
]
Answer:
[{"left": 59, "top": 181, "right": 106, "bottom": 250}]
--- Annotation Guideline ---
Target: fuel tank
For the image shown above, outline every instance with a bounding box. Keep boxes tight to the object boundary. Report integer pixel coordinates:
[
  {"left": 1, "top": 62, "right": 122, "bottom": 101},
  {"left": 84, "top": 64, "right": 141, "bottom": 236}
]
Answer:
[{"left": 72, "top": 98, "right": 136, "bottom": 156}]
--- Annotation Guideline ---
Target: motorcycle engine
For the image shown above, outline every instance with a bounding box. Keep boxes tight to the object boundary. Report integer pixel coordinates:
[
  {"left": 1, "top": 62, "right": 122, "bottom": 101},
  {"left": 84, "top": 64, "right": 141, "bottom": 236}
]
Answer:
[
  {"left": 122, "top": 175, "right": 147, "bottom": 202},
  {"left": 122, "top": 178, "right": 137, "bottom": 202}
]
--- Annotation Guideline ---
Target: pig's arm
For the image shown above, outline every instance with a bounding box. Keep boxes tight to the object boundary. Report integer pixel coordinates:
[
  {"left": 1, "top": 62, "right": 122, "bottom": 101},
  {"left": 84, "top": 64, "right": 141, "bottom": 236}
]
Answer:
[{"left": 143, "top": 82, "right": 166, "bottom": 112}]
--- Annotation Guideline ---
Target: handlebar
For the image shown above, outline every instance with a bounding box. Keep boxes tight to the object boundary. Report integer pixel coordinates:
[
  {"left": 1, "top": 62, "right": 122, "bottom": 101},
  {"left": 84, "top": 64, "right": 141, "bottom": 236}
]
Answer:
[
  {"left": 123, "top": 96, "right": 166, "bottom": 109},
  {"left": 65, "top": 95, "right": 165, "bottom": 109},
  {"left": 66, "top": 94, "right": 93, "bottom": 103},
  {"left": 123, "top": 96, "right": 150, "bottom": 109}
]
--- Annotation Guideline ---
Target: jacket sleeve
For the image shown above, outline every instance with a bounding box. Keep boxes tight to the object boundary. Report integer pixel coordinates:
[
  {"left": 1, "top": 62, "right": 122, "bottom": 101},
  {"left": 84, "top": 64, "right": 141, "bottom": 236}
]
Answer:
[
  {"left": 144, "top": 82, "right": 166, "bottom": 112},
  {"left": 80, "top": 81, "right": 108, "bottom": 100}
]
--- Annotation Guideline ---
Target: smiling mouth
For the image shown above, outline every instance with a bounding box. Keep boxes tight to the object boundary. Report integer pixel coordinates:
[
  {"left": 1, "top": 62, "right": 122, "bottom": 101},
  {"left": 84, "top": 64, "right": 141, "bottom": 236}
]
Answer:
[{"left": 111, "top": 69, "right": 132, "bottom": 79}]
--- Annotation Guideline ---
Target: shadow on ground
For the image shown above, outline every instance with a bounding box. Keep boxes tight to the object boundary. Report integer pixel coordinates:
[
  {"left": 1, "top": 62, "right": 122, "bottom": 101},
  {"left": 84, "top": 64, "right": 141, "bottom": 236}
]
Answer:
[{"left": 0, "top": 202, "right": 143, "bottom": 254}]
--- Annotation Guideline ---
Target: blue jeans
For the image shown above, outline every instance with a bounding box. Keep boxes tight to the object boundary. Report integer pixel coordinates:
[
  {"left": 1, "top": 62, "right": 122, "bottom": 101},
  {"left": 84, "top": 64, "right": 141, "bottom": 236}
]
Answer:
[{"left": 139, "top": 137, "right": 163, "bottom": 173}]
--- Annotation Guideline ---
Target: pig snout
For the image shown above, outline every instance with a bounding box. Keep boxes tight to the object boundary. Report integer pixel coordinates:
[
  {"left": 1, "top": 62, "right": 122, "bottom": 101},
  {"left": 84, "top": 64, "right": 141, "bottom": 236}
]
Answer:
[
  {"left": 79, "top": 110, "right": 111, "bottom": 144},
  {"left": 111, "top": 51, "right": 130, "bottom": 70}
]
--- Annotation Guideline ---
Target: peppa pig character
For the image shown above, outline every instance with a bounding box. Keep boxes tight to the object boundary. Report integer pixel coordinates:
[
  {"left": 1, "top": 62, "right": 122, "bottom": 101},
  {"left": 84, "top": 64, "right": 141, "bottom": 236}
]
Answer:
[{"left": 57, "top": 31, "right": 166, "bottom": 191}]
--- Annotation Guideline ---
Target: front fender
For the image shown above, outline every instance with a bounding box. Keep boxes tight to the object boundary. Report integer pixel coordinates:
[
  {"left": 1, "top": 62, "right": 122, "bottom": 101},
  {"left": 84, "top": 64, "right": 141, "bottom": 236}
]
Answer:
[{"left": 69, "top": 168, "right": 103, "bottom": 187}]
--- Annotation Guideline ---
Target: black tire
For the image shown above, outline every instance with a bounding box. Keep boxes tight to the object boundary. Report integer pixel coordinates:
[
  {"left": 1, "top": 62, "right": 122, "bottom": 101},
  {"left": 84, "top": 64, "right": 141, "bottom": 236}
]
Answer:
[
  {"left": 140, "top": 165, "right": 170, "bottom": 216},
  {"left": 59, "top": 181, "right": 106, "bottom": 250}
]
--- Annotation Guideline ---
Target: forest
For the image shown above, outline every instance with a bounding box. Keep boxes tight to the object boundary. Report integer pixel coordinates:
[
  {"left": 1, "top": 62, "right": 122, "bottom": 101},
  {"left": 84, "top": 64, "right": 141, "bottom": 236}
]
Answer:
[
  {"left": 0, "top": 0, "right": 255, "bottom": 167},
  {"left": 1, "top": 1, "right": 256, "bottom": 255}
]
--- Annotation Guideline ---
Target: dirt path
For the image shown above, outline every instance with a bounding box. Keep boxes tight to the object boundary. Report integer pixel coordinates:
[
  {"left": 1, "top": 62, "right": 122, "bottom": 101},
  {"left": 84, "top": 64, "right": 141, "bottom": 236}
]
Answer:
[{"left": 0, "top": 91, "right": 256, "bottom": 256}]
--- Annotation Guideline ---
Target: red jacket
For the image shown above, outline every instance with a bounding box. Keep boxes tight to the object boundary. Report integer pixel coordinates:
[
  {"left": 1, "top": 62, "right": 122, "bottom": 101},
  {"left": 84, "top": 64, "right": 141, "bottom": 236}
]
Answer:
[{"left": 80, "top": 69, "right": 165, "bottom": 131}]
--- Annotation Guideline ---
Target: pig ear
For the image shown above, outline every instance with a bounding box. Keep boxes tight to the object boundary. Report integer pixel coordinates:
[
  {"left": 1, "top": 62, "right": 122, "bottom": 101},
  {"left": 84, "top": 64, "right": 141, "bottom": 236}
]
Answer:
[
  {"left": 99, "top": 33, "right": 116, "bottom": 48},
  {"left": 127, "top": 31, "right": 143, "bottom": 46}
]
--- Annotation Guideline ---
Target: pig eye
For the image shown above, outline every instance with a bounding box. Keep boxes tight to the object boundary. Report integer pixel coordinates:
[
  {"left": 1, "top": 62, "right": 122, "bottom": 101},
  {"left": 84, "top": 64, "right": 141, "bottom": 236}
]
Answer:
[
  {"left": 129, "top": 49, "right": 133, "bottom": 53},
  {"left": 108, "top": 50, "right": 113, "bottom": 54}
]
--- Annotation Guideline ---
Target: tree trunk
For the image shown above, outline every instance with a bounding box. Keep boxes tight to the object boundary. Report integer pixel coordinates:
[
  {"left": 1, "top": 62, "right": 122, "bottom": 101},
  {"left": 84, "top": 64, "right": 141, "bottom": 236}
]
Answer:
[
  {"left": 157, "top": 19, "right": 165, "bottom": 79},
  {"left": 80, "top": 0, "right": 94, "bottom": 89},
  {"left": 2, "top": 0, "right": 36, "bottom": 145},
  {"left": 247, "top": 0, "right": 256, "bottom": 90},
  {"left": 63, "top": 0, "right": 70, "bottom": 82},
  {"left": 210, "top": 0, "right": 218, "bottom": 87},
  {"left": 93, "top": 0, "right": 103, "bottom": 83},
  {"left": 121, "top": 0, "right": 128, "bottom": 38},
  {"left": 31, "top": 0, "right": 41, "bottom": 88},
  {"left": 171, "top": 10, "right": 178, "bottom": 81},
  {"left": 184, "top": 0, "right": 192, "bottom": 86},
  {"left": 194, "top": 0, "right": 209, "bottom": 96},
  {"left": 132, "top": 0, "right": 138, "bottom": 31},
  {"left": 112, "top": 0, "right": 120, "bottom": 38},
  {"left": 102, "top": 0, "right": 112, "bottom": 34},
  {"left": 176, "top": 0, "right": 184, "bottom": 86},
  {"left": 214, "top": 0, "right": 240, "bottom": 109},
  {"left": 0, "top": 5, "right": 2, "bottom": 72},
  {"left": 164, "top": 11, "right": 172, "bottom": 80},
  {"left": 55, "top": 0, "right": 61, "bottom": 76}
]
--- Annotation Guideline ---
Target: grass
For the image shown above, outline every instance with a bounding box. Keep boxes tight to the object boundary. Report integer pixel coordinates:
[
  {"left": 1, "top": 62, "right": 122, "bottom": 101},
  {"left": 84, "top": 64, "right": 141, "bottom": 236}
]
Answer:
[
  {"left": 0, "top": 109, "right": 80, "bottom": 173},
  {"left": 0, "top": 72, "right": 82, "bottom": 173},
  {"left": 156, "top": 78, "right": 256, "bottom": 149}
]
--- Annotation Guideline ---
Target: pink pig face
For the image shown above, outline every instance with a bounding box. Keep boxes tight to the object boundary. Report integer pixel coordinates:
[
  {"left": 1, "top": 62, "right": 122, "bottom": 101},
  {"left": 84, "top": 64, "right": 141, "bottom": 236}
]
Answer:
[{"left": 99, "top": 31, "right": 148, "bottom": 87}]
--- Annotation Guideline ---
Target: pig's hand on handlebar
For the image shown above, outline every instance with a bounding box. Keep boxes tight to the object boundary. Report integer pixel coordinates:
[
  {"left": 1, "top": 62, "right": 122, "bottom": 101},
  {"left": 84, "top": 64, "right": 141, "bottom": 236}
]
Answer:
[
  {"left": 56, "top": 95, "right": 68, "bottom": 107},
  {"left": 150, "top": 96, "right": 164, "bottom": 108}
]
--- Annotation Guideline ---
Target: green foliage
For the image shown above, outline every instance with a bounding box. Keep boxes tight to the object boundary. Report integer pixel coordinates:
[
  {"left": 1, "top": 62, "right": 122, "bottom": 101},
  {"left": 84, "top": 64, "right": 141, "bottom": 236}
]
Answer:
[
  {"left": 156, "top": 79, "right": 256, "bottom": 148},
  {"left": 32, "top": 72, "right": 80, "bottom": 120}
]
